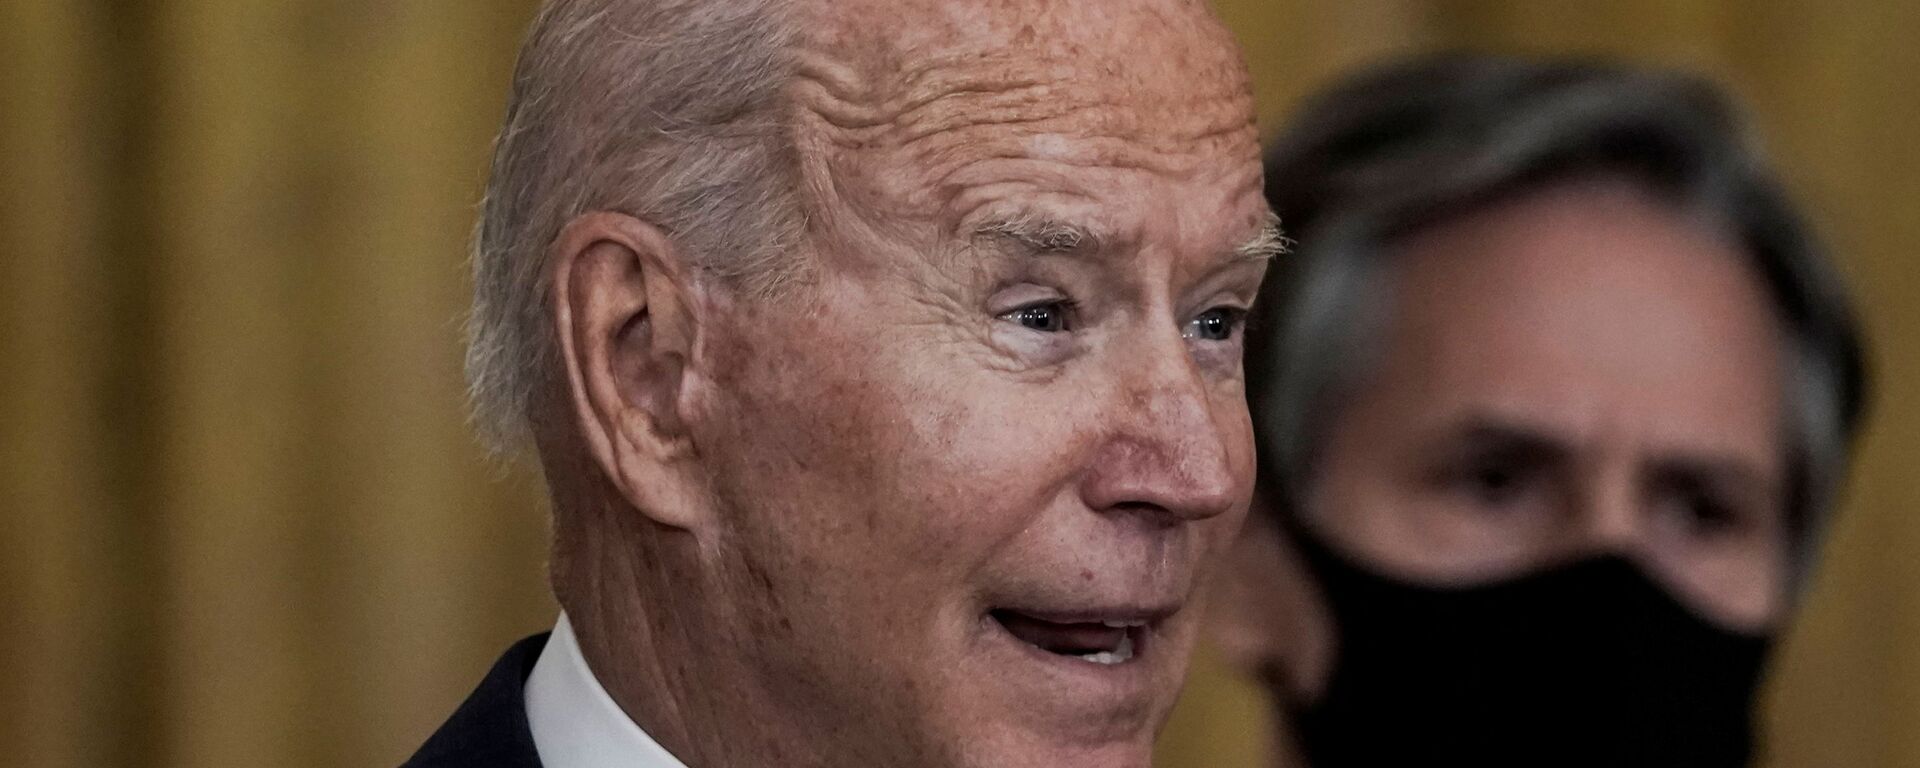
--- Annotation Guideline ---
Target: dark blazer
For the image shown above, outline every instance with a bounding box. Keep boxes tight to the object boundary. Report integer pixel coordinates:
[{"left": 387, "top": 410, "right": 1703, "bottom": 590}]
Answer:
[{"left": 403, "top": 633, "right": 551, "bottom": 768}]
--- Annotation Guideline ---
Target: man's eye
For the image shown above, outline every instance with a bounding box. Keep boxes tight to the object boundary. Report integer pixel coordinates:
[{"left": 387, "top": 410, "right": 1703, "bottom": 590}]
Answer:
[
  {"left": 1184, "top": 307, "right": 1244, "bottom": 342},
  {"left": 1461, "top": 463, "right": 1528, "bottom": 507},
  {"left": 1002, "top": 302, "right": 1072, "bottom": 333},
  {"left": 1436, "top": 453, "right": 1546, "bottom": 513},
  {"left": 1654, "top": 485, "right": 1750, "bottom": 542}
]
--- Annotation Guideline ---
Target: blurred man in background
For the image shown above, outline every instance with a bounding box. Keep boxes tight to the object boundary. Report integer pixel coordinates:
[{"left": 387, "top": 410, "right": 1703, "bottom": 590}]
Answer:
[
  {"left": 1213, "top": 55, "right": 1869, "bottom": 768},
  {"left": 406, "top": 0, "right": 1279, "bottom": 767}
]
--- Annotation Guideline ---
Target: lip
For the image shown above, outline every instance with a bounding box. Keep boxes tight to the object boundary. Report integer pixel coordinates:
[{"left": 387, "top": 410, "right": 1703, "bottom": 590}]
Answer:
[
  {"left": 991, "top": 604, "right": 1179, "bottom": 628},
  {"left": 975, "top": 612, "right": 1161, "bottom": 731},
  {"left": 976, "top": 600, "right": 1185, "bottom": 706}
]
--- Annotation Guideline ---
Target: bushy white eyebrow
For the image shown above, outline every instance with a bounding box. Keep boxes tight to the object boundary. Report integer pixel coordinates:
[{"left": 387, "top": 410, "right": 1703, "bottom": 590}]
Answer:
[
  {"left": 973, "top": 209, "right": 1287, "bottom": 263},
  {"left": 1235, "top": 211, "right": 1291, "bottom": 263},
  {"left": 972, "top": 214, "right": 1105, "bottom": 255}
]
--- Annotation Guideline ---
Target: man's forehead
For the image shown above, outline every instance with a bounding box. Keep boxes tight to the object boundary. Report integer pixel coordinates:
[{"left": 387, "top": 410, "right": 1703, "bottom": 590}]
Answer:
[
  {"left": 792, "top": 0, "right": 1250, "bottom": 117},
  {"left": 799, "top": 0, "right": 1229, "bottom": 54},
  {"left": 793, "top": 2, "right": 1255, "bottom": 180},
  {"left": 785, "top": 0, "right": 1262, "bottom": 266}
]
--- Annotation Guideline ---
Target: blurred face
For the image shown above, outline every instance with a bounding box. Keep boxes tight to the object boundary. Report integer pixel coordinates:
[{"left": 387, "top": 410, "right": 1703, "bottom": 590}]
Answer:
[
  {"left": 1305, "top": 175, "right": 1791, "bottom": 633},
  {"left": 685, "top": 2, "right": 1270, "bottom": 767}
]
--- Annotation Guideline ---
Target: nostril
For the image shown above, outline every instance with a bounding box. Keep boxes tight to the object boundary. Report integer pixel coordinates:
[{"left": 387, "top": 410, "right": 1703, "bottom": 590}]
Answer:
[{"left": 1106, "top": 501, "right": 1181, "bottom": 527}]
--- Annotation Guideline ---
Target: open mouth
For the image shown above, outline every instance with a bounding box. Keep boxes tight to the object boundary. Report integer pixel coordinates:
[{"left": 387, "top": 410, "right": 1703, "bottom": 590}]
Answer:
[{"left": 989, "top": 609, "right": 1148, "bottom": 666}]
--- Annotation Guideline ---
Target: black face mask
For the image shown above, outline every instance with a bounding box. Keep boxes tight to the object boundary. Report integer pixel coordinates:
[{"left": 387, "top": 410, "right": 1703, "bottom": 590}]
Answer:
[{"left": 1283, "top": 519, "right": 1774, "bottom": 768}]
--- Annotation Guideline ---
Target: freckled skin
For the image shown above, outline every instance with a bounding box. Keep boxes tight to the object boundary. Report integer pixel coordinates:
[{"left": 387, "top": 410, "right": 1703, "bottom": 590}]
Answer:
[
  {"left": 595, "top": 2, "right": 1274, "bottom": 768},
  {"left": 791, "top": 0, "right": 1261, "bottom": 247}
]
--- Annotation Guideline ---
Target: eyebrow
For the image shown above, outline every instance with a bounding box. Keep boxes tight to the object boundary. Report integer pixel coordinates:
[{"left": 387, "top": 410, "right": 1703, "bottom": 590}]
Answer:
[
  {"left": 970, "top": 209, "right": 1289, "bottom": 263},
  {"left": 972, "top": 215, "right": 1106, "bottom": 256},
  {"left": 1235, "top": 211, "right": 1290, "bottom": 263},
  {"left": 1436, "top": 413, "right": 1778, "bottom": 496},
  {"left": 1643, "top": 453, "right": 1778, "bottom": 502},
  {"left": 1435, "top": 416, "right": 1577, "bottom": 468}
]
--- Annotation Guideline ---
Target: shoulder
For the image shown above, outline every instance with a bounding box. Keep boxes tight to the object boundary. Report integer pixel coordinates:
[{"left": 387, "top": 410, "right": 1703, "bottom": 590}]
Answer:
[{"left": 402, "top": 633, "right": 551, "bottom": 768}]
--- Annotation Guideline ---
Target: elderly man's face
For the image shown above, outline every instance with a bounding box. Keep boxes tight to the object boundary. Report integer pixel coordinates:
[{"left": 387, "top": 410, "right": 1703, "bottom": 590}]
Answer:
[{"left": 682, "top": 1, "right": 1267, "bottom": 766}]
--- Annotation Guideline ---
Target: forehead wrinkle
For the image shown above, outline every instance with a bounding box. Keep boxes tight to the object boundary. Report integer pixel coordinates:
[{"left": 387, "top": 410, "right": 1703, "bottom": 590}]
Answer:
[
  {"left": 794, "top": 86, "right": 1254, "bottom": 172},
  {"left": 793, "top": 49, "right": 1059, "bottom": 130},
  {"left": 931, "top": 143, "right": 1251, "bottom": 205},
  {"left": 790, "top": 0, "right": 1257, "bottom": 134},
  {"left": 885, "top": 57, "right": 1249, "bottom": 149},
  {"left": 785, "top": 0, "right": 1262, "bottom": 271},
  {"left": 909, "top": 120, "right": 1262, "bottom": 218},
  {"left": 913, "top": 120, "right": 1259, "bottom": 181},
  {"left": 792, "top": 44, "right": 1254, "bottom": 161}
]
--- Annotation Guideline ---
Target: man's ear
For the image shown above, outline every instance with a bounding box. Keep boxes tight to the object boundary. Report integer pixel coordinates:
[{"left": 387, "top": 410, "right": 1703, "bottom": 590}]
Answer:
[
  {"left": 1208, "top": 507, "right": 1334, "bottom": 701},
  {"left": 549, "top": 211, "right": 711, "bottom": 532}
]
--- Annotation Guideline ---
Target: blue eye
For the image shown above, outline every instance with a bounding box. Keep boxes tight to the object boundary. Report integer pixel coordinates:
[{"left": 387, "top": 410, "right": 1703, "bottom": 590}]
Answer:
[
  {"left": 1003, "top": 302, "right": 1072, "bottom": 333},
  {"left": 1184, "top": 307, "right": 1243, "bottom": 342}
]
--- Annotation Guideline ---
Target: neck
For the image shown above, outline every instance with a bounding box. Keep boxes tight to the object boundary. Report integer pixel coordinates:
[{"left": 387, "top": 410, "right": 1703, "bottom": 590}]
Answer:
[{"left": 551, "top": 487, "right": 824, "bottom": 768}]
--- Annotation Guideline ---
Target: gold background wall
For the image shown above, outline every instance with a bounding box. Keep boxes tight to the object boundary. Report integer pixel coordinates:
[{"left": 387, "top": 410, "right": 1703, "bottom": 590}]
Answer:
[{"left": 3, "top": 2, "right": 1913, "bottom": 766}]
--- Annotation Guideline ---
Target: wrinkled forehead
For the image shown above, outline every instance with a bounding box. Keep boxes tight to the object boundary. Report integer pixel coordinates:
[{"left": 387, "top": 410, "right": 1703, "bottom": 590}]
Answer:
[
  {"left": 796, "top": 0, "right": 1249, "bottom": 100},
  {"left": 789, "top": 0, "right": 1260, "bottom": 221}
]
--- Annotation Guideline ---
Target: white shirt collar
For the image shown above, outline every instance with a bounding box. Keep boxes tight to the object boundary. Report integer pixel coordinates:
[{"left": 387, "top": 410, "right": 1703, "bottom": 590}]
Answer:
[{"left": 525, "top": 613, "right": 690, "bottom": 768}]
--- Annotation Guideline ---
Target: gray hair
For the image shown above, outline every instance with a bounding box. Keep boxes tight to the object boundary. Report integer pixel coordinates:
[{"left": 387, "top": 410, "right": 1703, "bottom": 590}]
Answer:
[
  {"left": 1248, "top": 54, "right": 1870, "bottom": 568},
  {"left": 466, "top": 0, "right": 804, "bottom": 453}
]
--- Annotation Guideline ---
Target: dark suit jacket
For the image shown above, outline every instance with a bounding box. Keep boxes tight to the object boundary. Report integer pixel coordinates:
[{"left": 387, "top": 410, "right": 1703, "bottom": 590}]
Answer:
[{"left": 403, "top": 633, "right": 551, "bottom": 768}]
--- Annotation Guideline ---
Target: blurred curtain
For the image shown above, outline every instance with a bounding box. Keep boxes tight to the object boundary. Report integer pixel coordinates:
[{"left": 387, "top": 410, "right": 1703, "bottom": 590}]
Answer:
[
  {"left": 1, "top": 3, "right": 554, "bottom": 766},
  {"left": 2, "top": 2, "right": 1914, "bottom": 767}
]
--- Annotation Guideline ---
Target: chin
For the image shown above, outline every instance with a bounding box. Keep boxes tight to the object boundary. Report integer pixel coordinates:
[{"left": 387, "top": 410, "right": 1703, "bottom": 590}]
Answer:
[
  {"left": 924, "top": 618, "right": 1187, "bottom": 768},
  {"left": 958, "top": 733, "right": 1158, "bottom": 768}
]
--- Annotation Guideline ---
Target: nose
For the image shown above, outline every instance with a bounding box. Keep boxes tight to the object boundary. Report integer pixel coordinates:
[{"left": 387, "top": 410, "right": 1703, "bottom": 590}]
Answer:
[
  {"left": 1571, "top": 464, "right": 1644, "bottom": 557},
  {"left": 1077, "top": 337, "right": 1244, "bottom": 525}
]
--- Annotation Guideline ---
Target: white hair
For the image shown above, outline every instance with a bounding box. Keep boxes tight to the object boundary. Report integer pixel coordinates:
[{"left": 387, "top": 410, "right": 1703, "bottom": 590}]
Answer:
[{"left": 466, "top": 0, "right": 804, "bottom": 454}]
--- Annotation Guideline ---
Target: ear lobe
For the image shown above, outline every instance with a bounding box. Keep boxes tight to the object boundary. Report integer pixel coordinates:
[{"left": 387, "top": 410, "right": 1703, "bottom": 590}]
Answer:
[{"left": 549, "top": 211, "right": 710, "bottom": 531}]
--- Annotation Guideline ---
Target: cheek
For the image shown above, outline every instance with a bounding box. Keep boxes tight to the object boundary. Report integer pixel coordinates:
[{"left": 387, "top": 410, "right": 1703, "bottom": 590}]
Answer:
[
  {"left": 703, "top": 310, "right": 1087, "bottom": 585},
  {"left": 897, "top": 367, "right": 1107, "bottom": 555},
  {"left": 711, "top": 357, "right": 917, "bottom": 565},
  {"left": 1649, "top": 532, "right": 1790, "bottom": 632}
]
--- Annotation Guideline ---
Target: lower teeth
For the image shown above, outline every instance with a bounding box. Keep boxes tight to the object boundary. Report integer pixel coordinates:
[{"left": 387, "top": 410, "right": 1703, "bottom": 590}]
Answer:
[{"left": 1076, "top": 634, "right": 1135, "bottom": 665}]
